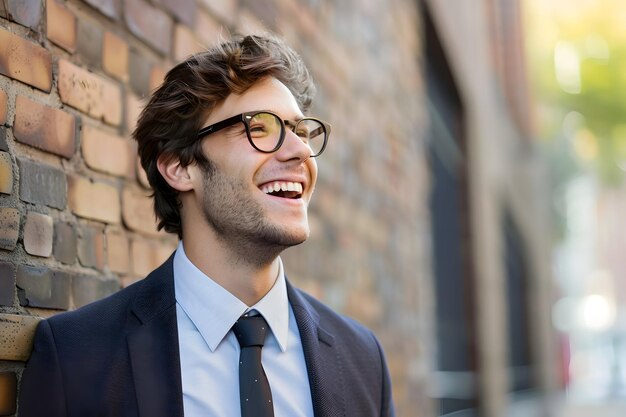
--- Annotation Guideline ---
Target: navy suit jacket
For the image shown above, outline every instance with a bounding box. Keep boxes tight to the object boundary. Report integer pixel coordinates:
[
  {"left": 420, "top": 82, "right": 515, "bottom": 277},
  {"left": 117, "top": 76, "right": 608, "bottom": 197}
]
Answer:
[{"left": 18, "top": 254, "right": 395, "bottom": 417}]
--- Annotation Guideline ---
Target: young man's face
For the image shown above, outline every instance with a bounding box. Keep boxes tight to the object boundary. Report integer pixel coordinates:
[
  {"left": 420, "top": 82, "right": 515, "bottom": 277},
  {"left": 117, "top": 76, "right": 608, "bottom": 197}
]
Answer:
[{"left": 190, "top": 77, "right": 318, "bottom": 252}]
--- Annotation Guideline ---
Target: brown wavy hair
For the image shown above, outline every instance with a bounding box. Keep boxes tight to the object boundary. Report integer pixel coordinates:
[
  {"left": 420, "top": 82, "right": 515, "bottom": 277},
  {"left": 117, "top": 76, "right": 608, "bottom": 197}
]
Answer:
[{"left": 133, "top": 34, "right": 316, "bottom": 238}]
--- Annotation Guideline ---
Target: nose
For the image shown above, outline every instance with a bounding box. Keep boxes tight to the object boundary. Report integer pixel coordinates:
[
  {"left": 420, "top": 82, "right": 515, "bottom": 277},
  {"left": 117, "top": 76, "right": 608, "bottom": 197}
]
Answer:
[{"left": 276, "top": 129, "right": 312, "bottom": 162}]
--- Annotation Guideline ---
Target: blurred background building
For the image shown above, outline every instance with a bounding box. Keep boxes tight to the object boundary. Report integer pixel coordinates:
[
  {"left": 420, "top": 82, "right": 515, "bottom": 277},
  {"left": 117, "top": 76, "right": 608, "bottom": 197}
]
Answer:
[{"left": 0, "top": 0, "right": 623, "bottom": 416}]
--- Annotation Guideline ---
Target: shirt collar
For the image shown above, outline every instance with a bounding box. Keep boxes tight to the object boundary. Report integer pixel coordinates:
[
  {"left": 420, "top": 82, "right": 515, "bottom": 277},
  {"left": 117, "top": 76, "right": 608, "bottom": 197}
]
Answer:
[{"left": 173, "top": 242, "right": 290, "bottom": 352}]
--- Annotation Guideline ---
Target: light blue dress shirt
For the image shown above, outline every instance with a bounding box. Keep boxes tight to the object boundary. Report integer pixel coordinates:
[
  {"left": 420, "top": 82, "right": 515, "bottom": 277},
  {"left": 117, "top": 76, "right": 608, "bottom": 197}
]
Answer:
[{"left": 173, "top": 242, "right": 314, "bottom": 417}]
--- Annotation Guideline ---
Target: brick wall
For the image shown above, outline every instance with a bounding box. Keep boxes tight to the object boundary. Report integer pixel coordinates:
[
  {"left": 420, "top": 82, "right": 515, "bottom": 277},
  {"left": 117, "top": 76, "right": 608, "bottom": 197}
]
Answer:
[{"left": 0, "top": 0, "right": 432, "bottom": 416}]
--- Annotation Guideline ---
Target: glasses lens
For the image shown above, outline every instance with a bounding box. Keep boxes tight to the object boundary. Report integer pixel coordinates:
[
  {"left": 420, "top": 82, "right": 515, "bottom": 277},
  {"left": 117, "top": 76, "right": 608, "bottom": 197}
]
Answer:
[
  {"left": 248, "top": 112, "right": 283, "bottom": 152},
  {"left": 295, "top": 119, "right": 327, "bottom": 156}
]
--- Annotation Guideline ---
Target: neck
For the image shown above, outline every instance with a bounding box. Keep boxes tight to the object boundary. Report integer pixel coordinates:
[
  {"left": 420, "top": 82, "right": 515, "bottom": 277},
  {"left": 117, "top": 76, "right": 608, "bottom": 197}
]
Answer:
[{"left": 181, "top": 224, "right": 283, "bottom": 306}]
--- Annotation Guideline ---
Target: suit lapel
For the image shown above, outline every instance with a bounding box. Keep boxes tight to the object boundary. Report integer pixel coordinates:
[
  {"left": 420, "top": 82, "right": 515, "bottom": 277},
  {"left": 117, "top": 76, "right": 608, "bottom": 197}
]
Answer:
[
  {"left": 287, "top": 280, "right": 346, "bottom": 417},
  {"left": 127, "top": 254, "right": 184, "bottom": 417}
]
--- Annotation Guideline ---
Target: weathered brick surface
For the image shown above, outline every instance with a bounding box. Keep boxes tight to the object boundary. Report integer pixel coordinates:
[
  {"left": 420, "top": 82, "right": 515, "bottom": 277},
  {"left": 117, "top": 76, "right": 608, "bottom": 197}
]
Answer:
[
  {"left": 77, "top": 224, "right": 105, "bottom": 270},
  {"left": 72, "top": 274, "right": 119, "bottom": 308},
  {"left": 122, "top": 186, "right": 160, "bottom": 236},
  {"left": 14, "top": 95, "right": 76, "bottom": 158},
  {"left": 196, "top": 10, "right": 224, "bottom": 47},
  {"left": 128, "top": 50, "right": 153, "bottom": 97},
  {"left": 0, "top": 314, "right": 40, "bottom": 361},
  {"left": 0, "top": 89, "right": 6, "bottom": 125},
  {"left": 0, "top": 28, "right": 52, "bottom": 92},
  {"left": 174, "top": 25, "right": 204, "bottom": 62},
  {"left": 0, "top": 129, "right": 6, "bottom": 151},
  {"left": 106, "top": 230, "right": 129, "bottom": 274},
  {"left": 124, "top": 0, "right": 173, "bottom": 55},
  {"left": 0, "top": 208, "right": 20, "bottom": 251},
  {"left": 16, "top": 265, "right": 71, "bottom": 310},
  {"left": 149, "top": 65, "right": 167, "bottom": 92},
  {"left": 77, "top": 18, "right": 104, "bottom": 69},
  {"left": 46, "top": 0, "right": 77, "bottom": 52},
  {"left": 17, "top": 157, "right": 67, "bottom": 209},
  {"left": 58, "top": 59, "right": 122, "bottom": 126},
  {"left": 103, "top": 31, "right": 129, "bottom": 81},
  {"left": 0, "top": 262, "right": 16, "bottom": 306},
  {"left": 83, "top": 0, "right": 121, "bottom": 20},
  {"left": 23, "top": 212, "right": 53, "bottom": 258},
  {"left": 5, "top": 0, "right": 42, "bottom": 30},
  {"left": 130, "top": 238, "right": 161, "bottom": 276},
  {"left": 53, "top": 221, "right": 76, "bottom": 265},
  {"left": 0, "top": 371, "right": 16, "bottom": 415},
  {"left": 155, "top": 0, "right": 196, "bottom": 27},
  {"left": 198, "top": 0, "right": 237, "bottom": 25},
  {"left": 67, "top": 176, "right": 120, "bottom": 224},
  {"left": 82, "top": 126, "right": 135, "bottom": 178},
  {"left": 0, "top": 151, "right": 13, "bottom": 195},
  {"left": 125, "top": 93, "right": 143, "bottom": 135}
]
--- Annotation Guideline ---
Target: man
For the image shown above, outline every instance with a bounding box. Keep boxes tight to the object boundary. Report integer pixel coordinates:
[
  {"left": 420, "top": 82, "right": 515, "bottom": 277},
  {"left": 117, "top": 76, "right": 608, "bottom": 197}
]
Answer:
[{"left": 19, "top": 34, "right": 394, "bottom": 417}]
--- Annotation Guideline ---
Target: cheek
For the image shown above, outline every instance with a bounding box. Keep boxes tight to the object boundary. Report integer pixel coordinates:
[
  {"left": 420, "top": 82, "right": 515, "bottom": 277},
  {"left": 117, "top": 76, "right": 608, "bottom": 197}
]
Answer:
[{"left": 307, "top": 159, "right": 318, "bottom": 186}]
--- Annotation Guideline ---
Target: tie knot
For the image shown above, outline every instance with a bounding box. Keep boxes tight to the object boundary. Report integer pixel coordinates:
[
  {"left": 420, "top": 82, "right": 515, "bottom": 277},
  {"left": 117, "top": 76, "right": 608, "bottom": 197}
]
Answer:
[{"left": 233, "top": 315, "right": 268, "bottom": 348}]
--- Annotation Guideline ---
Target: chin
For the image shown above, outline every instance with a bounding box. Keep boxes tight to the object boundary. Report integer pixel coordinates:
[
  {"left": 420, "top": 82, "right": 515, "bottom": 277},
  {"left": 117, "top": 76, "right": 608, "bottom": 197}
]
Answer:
[{"left": 265, "top": 222, "right": 310, "bottom": 247}]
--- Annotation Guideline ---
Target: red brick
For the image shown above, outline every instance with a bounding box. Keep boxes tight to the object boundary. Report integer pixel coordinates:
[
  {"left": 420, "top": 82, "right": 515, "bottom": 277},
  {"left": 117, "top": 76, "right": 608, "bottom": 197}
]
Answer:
[
  {"left": 72, "top": 274, "right": 118, "bottom": 308},
  {"left": 76, "top": 18, "right": 103, "bottom": 69},
  {"left": 67, "top": 176, "right": 120, "bottom": 224},
  {"left": 105, "top": 228, "right": 129, "bottom": 273},
  {"left": 0, "top": 372, "right": 16, "bottom": 415},
  {"left": 0, "top": 313, "right": 40, "bottom": 361},
  {"left": 125, "top": 93, "right": 143, "bottom": 135},
  {"left": 130, "top": 238, "right": 160, "bottom": 276},
  {"left": 128, "top": 50, "right": 153, "bottom": 97},
  {"left": 0, "top": 129, "right": 6, "bottom": 151},
  {"left": 124, "top": 0, "right": 173, "bottom": 55},
  {"left": 198, "top": 0, "right": 237, "bottom": 26},
  {"left": 236, "top": 10, "right": 268, "bottom": 35},
  {"left": 149, "top": 65, "right": 167, "bottom": 91},
  {"left": 0, "top": 262, "right": 16, "bottom": 306},
  {"left": 5, "top": 0, "right": 42, "bottom": 30},
  {"left": 16, "top": 265, "right": 70, "bottom": 310},
  {"left": 102, "top": 31, "right": 129, "bottom": 81},
  {"left": 14, "top": 95, "right": 76, "bottom": 158},
  {"left": 173, "top": 24, "right": 204, "bottom": 62},
  {"left": 46, "top": 0, "right": 76, "bottom": 52},
  {"left": 57, "top": 59, "right": 122, "bottom": 126},
  {"left": 0, "top": 207, "right": 20, "bottom": 251},
  {"left": 83, "top": 0, "right": 120, "bottom": 20},
  {"left": 154, "top": 0, "right": 196, "bottom": 27},
  {"left": 53, "top": 221, "right": 76, "bottom": 264},
  {"left": 17, "top": 158, "right": 67, "bottom": 209},
  {"left": 122, "top": 186, "right": 160, "bottom": 236},
  {"left": 196, "top": 10, "right": 225, "bottom": 47},
  {"left": 77, "top": 224, "right": 105, "bottom": 270},
  {"left": 23, "top": 212, "right": 53, "bottom": 257},
  {"left": 0, "top": 28, "right": 52, "bottom": 92},
  {"left": 82, "top": 126, "right": 134, "bottom": 178},
  {"left": 0, "top": 89, "right": 6, "bottom": 125},
  {"left": 0, "top": 151, "right": 13, "bottom": 195}
]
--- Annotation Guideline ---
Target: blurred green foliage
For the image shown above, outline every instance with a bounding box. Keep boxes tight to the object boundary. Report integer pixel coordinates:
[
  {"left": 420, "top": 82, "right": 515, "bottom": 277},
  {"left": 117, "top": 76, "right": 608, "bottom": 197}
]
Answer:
[{"left": 526, "top": 0, "right": 626, "bottom": 186}]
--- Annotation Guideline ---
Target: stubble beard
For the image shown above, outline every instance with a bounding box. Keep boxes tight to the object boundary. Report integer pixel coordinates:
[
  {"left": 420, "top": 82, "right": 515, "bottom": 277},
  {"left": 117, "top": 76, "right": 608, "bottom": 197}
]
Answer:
[{"left": 198, "top": 158, "right": 309, "bottom": 267}]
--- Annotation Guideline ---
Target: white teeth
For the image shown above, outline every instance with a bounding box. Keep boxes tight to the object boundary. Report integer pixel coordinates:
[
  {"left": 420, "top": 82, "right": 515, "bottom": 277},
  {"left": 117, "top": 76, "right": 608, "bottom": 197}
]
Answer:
[{"left": 262, "top": 181, "right": 303, "bottom": 195}]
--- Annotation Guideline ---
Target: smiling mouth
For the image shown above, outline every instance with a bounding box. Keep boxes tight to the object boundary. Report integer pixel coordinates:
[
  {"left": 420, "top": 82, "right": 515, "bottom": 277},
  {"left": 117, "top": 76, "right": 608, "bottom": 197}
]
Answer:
[{"left": 260, "top": 181, "right": 303, "bottom": 199}]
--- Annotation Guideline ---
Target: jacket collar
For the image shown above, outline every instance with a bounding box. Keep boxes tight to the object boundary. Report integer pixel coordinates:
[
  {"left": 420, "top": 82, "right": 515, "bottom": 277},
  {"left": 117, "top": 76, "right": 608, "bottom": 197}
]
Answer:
[
  {"left": 287, "top": 279, "right": 346, "bottom": 417},
  {"left": 126, "top": 253, "right": 345, "bottom": 417},
  {"left": 127, "top": 253, "right": 184, "bottom": 417}
]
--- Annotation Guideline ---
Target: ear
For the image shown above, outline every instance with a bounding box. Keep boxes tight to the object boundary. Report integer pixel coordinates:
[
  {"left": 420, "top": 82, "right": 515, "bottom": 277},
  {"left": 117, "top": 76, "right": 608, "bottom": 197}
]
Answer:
[{"left": 156, "top": 155, "right": 195, "bottom": 192}]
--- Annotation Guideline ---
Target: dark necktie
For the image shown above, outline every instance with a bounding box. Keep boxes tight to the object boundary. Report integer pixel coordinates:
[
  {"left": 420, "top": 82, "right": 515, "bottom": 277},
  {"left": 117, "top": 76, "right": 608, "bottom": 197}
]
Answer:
[{"left": 233, "top": 314, "right": 275, "bottom": 417}]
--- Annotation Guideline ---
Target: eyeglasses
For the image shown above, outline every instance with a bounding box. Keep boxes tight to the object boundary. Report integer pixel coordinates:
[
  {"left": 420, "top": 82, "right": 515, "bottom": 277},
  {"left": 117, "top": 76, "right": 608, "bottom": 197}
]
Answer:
[{"left": 197, "top": 111, "right": 331, "bottom": 157}]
